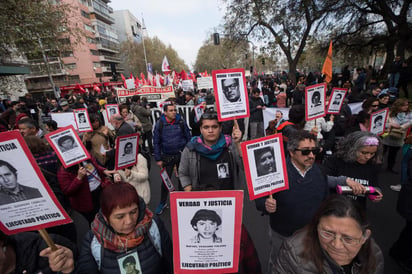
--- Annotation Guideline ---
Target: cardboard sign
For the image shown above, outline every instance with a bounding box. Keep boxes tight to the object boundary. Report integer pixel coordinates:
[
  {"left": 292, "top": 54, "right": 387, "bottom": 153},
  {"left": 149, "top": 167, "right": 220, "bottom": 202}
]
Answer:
[
  {"left": 160, "top": 168, "right": 175, "bottom": 192},
  {"left": 45, "top": 125, "right": 91, "bottom": 168},
  {"left": 170, "top": 190, "right": 243, "bottom": 273},
  {"left": 369, "top": 108, "right": 388, "bottom": 136},
  {"left": 305, "top": 83, "right": 326, "bottom": 121},
  {"left": 182, "top": 80, "right": 194, "bottom": 91},
  {"left": 197, "top": 76, "right": 213, "bottom": 89},
  {"left": 115, "top": 133, "right": 139, "bottom": 170},
  {"left": 105, "top": 104, "right": 120, "bottom": 122},
  {"left": 74, "top": 108, "right": 92, "bottom": 132},
  {"left": 0, "top": 131, "right": 71, "bottom": 235},
  {"left": 212, "top": 68, "right": 250, "bottom": 122},
  {"left": 241, "top": 134, "right": 289, "bottom": 200},
  {"left": 327, "top": 88, "right": 347, "bottom": 114},
  {"left": 51, "top": 112, "right": 77, "bottom": 128}
]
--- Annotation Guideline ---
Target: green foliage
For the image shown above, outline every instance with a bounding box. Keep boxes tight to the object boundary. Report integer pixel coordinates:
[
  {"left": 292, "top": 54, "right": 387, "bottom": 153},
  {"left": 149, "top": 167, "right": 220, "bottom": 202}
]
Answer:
[
  {"left": 0, "top": 0, "right": 82, "bottom": 58},
  {"left": 119, "top": 37, "right": 188, "bottom": 75}
]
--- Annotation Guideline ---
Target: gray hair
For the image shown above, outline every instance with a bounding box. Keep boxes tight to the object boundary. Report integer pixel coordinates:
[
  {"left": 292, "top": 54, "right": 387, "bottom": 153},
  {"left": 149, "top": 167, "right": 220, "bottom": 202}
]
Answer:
[
  {"left": 335, "top": 131, "right": 383, "bottom": 164},
  {"left": 287, "top": 130, "right": 317, "bottom": 151}
]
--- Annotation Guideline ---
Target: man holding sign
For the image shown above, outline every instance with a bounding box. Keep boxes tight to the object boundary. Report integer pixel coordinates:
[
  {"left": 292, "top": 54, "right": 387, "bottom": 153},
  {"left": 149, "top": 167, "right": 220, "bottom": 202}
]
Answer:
[{"left": 256, "top": 130, "right": 328, "bottom": 269}]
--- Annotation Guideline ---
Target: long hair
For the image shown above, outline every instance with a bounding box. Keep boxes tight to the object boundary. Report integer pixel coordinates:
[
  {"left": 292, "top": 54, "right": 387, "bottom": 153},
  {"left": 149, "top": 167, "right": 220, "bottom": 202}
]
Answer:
[
  {"left": 335, "top": 131, "right": 383, "bottom": 164},
  {"left": 302, "top": 195, "right": 377, "bottom": 274},
  {"left": 389, "top": 98, "right": 409, "bottom": 117}
]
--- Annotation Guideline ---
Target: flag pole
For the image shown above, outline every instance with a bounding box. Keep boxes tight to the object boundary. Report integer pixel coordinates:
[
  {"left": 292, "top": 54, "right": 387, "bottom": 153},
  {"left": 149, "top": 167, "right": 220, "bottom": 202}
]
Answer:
[{"left": 141, "top": 15, "right": 148, "bottom": 74}]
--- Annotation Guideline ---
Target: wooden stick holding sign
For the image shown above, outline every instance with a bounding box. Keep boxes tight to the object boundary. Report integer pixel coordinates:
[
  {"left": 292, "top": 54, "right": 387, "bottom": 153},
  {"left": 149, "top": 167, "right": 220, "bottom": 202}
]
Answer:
[{"left": 39, "top": 228, "right": 57, "bottom": 251}]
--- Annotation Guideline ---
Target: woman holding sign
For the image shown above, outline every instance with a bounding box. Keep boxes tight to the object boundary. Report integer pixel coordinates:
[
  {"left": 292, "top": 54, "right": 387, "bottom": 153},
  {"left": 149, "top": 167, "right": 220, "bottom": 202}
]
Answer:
[
  {"left": 77, "top": 182, "right": 173, "bottom": 273},
  {"left": 273, "top": 195, "right": 384, "bottom": 273}
]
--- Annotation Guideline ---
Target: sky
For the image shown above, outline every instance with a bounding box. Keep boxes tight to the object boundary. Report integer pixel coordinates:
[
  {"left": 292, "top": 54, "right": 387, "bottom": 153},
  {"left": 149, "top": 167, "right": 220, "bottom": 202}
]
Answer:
[{"left": 109, "top": 0, "right": 226, "bottom": 70}]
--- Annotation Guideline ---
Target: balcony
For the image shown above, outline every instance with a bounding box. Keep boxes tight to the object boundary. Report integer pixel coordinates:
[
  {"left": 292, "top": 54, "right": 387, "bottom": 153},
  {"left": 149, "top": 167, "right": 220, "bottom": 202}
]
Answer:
[
  {"left": 99, "top": 55, "right": 120, "bottom": 63},
  {"left": 89, "top": 0, "right": 115, "bottom": 24},
  {"left": 25, "top": 58, "right": 67, "bottom": 78},
  {"left": 96, "top": 41, "right": 119, "bottom": 53}
]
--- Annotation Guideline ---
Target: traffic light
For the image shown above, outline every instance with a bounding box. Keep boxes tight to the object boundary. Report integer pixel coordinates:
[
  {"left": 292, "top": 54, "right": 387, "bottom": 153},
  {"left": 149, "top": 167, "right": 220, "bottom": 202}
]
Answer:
[
  {"left": 213, "top": 33, "right": 220, "bottom": 45},
  {"left": 261, "top": 58, "right": 265, "bottom": 65}
]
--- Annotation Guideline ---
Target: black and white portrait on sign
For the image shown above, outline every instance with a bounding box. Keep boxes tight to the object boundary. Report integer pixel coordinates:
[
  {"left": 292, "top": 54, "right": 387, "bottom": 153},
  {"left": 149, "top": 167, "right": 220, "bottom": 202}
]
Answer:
[
  {"left": 106, "top": 104, "right": 119, "bottom": 122},
  {"left": 78, "top": 113, "right": 87, "bottom": 124},
  {"left": 190, "top": 209, "right": 222, "bottom": 244},
  {"left": 327, "top": 88, "right": 347, "bottom": 114},
  {"left": 305, "top": 83, "right": 326, "bottom": 121},
  {"left": 217, "top": 163, "right": 229, "bottom": 179},
  {"left": 74, "top": 109, "right": 92, "bottom": 132},
  {"left": 57, "top": 135, "right": 77, "bottom": 152},
  {"left": 116, "top": 134, "right": 139, "bottom": 170},
  {"left": 117, "top": 252, "right": 142, "bottom": 274},
  {"left": 0, "top": 160, "right": 42, "bottom": 205},
  {"left": 213, "top": 68, "right": 249, "bottom": 121},
  {"left": 254, "top": 146, "right": 277, "bottom": 177},
  {"left": 369, "top": 108, "right": 388, "bottom": 135}
]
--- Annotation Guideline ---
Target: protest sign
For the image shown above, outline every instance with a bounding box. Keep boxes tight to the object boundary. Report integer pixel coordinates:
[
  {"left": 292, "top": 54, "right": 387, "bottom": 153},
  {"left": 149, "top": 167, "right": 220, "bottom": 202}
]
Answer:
[
  {"left": 327, "top": 88, "right": 347, "bottom": 114},
  {"left": 182, "top": 80, "right": 194, "bottom": 91},
  {"left": 45, "top": 125, "right": 90, "bottom": 168},
  {"left": 369, "top": 108, "right": 388, "bottom": 136},
  {"left": 197, "top": 76, "right": 213, "bottom": 89},
  {"left": 212, "top": 68, "right": 249, "bottom": 122},
  {"left": 105, "top": 104, "right": 119, "bottom": 122},
  {"left": 170, "top": 190, "right": 243, "bottom": 273},
  {"left": 74, "top": 108, "right": 92, "bottom": 132},
  {"left": 160, "top": 168, "right": 175, "bottom": 192},
  {"left": 51, "top": 112, "right": 77, "bottom": 128},
  {"left": 115, "top": 133, "right": 139, "bottom": 170},
  {"left": 305, "top": 83, "right": 326, "bottom": 121},
  {"left": 241, "top": 134, "right": 289, "bottom": 200},
  {"left": 194, "top": 103, "right": 205, "bottom": 122},
  {"left": 0, "top": 131, "right": 71, "bottom": 235},
  {"left": 116, "top": 85, "right": 175, "bottom": 103}
]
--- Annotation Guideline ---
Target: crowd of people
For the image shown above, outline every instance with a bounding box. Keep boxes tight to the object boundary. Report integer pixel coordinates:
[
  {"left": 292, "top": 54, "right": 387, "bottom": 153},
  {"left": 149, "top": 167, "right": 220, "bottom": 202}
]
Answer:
[{"left": 0, "top": 60, "right": 411, "bottom": 273}]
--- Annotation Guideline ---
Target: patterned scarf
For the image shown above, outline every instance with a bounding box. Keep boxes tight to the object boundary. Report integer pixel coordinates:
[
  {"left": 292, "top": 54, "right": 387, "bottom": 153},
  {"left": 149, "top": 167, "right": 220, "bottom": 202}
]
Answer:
[
  {"left": 91, "top": 208, "right": 153, "bottom": 252},
  {"left": 187, "top": 133, "right": 231, "bottom": 160}
]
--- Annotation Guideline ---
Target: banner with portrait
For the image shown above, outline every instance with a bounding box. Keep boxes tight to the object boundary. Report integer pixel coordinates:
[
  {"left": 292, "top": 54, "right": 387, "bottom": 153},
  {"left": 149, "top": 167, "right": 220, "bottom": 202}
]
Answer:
[
  {"left": 115, "top": 133, "right": 139, "bottom": 170},
  {"left": 369, "top": 108, "right": 388, "bottom": 136},
  {"left": 327, "top": 88, "right": 347, "bottom": 114},
  {"left": 160, "top": 168, "right": 175, "bottom": 192},
  {"left": 0, "top": 131, "right": 71, "bottom": 235},
  {"left": 305, "top": 83, "right": 326, "bottom": 121},
  {"left": 212, "top": 68, "right": 249, "bottom": 122},
  {"left": 105, "top": 104, "right": 120, "bottom": 122},
  {"left": 74, "top": 108, "right": 92, "bottom": 132},
  {"left": 241, "top": 134, "right": 289, "bottom": 200},
  {"left": 170, "top": 190, "right": 243, "bottom": 273},
  {"left": 45, "top": 125, "right": 91, "bottom": 168},
  {"left": 194, "top": 103, "right": 205, "bottom": 122}
]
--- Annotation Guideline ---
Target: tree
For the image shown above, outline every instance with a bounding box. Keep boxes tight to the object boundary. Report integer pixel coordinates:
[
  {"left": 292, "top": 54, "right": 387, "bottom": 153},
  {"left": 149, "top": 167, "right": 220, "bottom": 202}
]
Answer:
[
  {"left": 222, "top": 0, "right": 341, "bottom": 84},
  {"left": 0, "top": 0, "right": 82, "bottom": 57},
  {"left": 118, "top": 37, "right": 188, "bottom": 76},
  {"left": 194, "top": 38, "right": 251, "bottom": 72}
]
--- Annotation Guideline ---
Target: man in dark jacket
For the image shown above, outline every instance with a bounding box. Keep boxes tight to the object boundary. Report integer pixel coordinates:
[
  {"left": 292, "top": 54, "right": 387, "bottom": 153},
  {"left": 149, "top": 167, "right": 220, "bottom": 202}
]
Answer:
[
  {"left": 153, "top": 104, "right": 191, "bottom": 214},
  {"left": 131, "top": 95, "right": 153, "bottom": 153},
  {"left": 249, "top": 88, "right": 266, "bottom": 140},
  {"left": 255, "top": 130, "right": 328, "bottom": 270},
  {"left": 110, "top": 114, "right": 135, "bottom": 137}
]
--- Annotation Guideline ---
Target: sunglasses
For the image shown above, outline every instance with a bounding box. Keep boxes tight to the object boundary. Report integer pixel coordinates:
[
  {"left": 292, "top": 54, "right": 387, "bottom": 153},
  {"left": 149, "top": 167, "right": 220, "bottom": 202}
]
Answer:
[{"left": 295, "top": 148, "right": 320, "bottom": 155}]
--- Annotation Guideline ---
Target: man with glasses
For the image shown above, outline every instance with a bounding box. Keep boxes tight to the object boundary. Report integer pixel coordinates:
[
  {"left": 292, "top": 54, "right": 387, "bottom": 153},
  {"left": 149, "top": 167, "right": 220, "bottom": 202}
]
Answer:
[
  {"left": 153, "top": 103, "right": 191, "bottom": 214},
  {"left": 221, "top": 78, "right": 241, "bottom": 103},
  {"left": 255, "top": 130, "right": 328, "bottom": 269}
]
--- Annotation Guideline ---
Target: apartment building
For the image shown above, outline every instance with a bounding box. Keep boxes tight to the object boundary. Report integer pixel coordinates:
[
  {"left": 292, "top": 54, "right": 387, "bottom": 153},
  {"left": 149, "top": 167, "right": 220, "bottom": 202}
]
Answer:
[{"left": 25, "top": 0, "right": 121, "bottom": 97}]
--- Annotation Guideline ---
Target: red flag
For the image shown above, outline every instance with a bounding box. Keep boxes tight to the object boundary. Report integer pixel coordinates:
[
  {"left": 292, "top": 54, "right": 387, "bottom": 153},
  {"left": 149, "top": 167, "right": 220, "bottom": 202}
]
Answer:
[
  {"left": 120, "top": 74, "right": 127, "bottom": 89},
  {"left": 322, "top": 41, "right": 333, "bottom": 83},
  {"left": 180, "top": 69, "right": 188, "bottom": 80},
  {"left": 93, "top": 84, "right": 101, "bottom": 93},
  {"left": 75, "top": 83, "right": 86, "bottom": 94}
]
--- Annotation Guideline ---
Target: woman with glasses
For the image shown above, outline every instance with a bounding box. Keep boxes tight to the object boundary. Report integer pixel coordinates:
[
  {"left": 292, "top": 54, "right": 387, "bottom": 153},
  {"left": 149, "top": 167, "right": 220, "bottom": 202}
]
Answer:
[
  {"left": 273, "top": 195, "right": 384, "bottom": 274},
  {"left": 382, "top": 98, "right": 412, "bottom": 174},
  {"left": 361, "top": 97, "right": 379, "bottom": 114},
  {"left": 322, "top": 131, "right": 383, "bottom": 209}
]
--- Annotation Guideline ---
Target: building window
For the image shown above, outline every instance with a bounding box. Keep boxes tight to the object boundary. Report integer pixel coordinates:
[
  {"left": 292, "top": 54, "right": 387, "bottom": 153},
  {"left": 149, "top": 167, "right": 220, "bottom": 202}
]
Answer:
[
  {"left": 84, "top": 24, "right": 95, "bottom": 33},
  {"left": 90, "top": 50, "right": 99, "bottom": 56},
  {"left": 65, "top": 63, "right": 77, "bottom": 70},
  {"left": 68, "top": 75, "right": 80, "bottom": 81},
  {"left": 87, "top": 37, "right": 96, "bottom": 44},
  {"left": 61, "top": 51, "right": 74, "bottom": 57},
  {"left": 81, "top": 10, "right": 90, "bottom": 19},
  {"left": 93, "top": 62, "right": 101, "bottom": 68},
  {"left": 95, "top": 73, "right": 103, "bottom": 78}
]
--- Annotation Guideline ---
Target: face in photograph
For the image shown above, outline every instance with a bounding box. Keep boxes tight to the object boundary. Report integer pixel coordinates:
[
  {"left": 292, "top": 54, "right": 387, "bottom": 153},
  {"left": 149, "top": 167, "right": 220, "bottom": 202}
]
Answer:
[
  {"left": 78, "top": 113, "right": 87, "bottom": 123},
  {"left": 122, "top": 255, "right": 139, "bottom": 274},
  {"left": 0, "top": 163, "right": 18, "bottom": 191},
  {"left": 222, "top": 78, "right": 241, "bottom": 102},
  {"left": 373, "top": 115, "right": 383, "bottom": 129},
  {"left": 311, "top": 91, "right": 322, "bottom": 107},
  {"left": 190, "top": 209, "right": 222, "bottom": 243},
  {"left": 332, "top": 94, "right": 342, "bottom": 105},
  {"left": 254, "top": 147, "right": 276, "bottom": 176},
  {"left": 58, "top": 135, "right": 76, "bottom": 152},
  {"left": 217, "top": 163, "right": 229, "bottom": 178},
  {"left": 123, "top": 142, "right": 133, "bottom": 156},
  {"left": 109, "top": 108, "right": 117, "bottom": 115}
]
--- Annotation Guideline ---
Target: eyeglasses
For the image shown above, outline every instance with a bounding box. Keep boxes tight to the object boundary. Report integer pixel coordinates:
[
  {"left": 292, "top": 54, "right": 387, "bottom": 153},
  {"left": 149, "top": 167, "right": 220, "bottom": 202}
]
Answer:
[
  {"left": 371, "top": 104, "right": 379, "bottom": 107},
  {"left": 295, "top": 148, "right": 320, "bottom": 155},
  {"left": 318, "top": 228, "right": 364, "bottom": 246}
]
